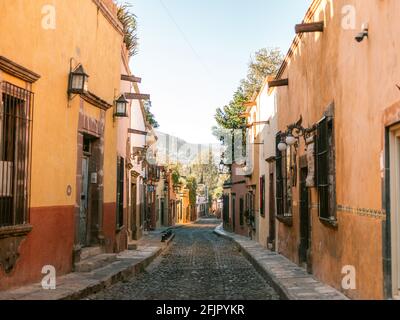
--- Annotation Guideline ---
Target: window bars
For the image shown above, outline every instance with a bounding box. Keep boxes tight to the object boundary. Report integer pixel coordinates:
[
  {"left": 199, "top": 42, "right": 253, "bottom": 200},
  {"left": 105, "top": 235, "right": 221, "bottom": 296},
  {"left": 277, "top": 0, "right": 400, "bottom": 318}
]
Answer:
[{"left": 0, "top": 82, "right": 34, "bottom": 228}]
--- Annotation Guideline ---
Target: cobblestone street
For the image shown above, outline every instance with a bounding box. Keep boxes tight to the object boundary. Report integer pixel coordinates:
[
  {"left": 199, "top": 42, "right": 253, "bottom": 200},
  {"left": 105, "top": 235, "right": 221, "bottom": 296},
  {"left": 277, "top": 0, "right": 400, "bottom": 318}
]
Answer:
[{"left": 88, "top": 219, "right": 280, "bottom": 300}]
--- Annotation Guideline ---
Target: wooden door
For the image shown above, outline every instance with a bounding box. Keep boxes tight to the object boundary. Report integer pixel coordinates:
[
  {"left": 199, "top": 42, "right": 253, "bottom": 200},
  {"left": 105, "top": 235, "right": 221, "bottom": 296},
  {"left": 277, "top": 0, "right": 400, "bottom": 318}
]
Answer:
[{"left": 79, "top": 157, "right": 89, "bottom": 246}]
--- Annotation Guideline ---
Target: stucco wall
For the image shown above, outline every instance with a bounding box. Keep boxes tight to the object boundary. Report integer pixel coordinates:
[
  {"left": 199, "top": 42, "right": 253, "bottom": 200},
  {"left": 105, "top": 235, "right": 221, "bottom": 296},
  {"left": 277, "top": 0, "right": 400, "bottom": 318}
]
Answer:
[
  {"left": 257, "top": 87, "right": 278, "bottom": 248},
  {"left": 0, "top": 0, "right": 122, "bottom": 207},
  {"left": 275, "top": 0, "right": 400, "bottom": 299},
  {"left": 0, "top": 0, "right": 123, "bottom": 289}
]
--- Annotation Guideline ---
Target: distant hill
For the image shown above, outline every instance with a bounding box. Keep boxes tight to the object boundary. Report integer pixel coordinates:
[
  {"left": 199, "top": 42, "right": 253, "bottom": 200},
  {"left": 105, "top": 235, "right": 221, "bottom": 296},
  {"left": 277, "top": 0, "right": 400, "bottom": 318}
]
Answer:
[{"left": 154, "top": 131, "right": 222, "bottom": 167}]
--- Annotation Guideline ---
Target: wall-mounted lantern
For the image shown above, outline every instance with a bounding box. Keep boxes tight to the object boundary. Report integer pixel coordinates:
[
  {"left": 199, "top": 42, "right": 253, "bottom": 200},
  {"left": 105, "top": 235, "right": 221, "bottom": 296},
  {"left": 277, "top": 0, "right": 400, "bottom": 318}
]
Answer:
[
  {"left": 68, "top": 64, "right": 89, "bottom": 97},
  {"left": 278, "top": 115, "right": 318, "bottom": 152},
  {"left": 114, "top": 94, "right": 129, "bottom": 118},
  {"left": 278, "top": 140, "right": 289, "bottom": 152},
  {"left": 219, "top": 160, "right": 226, "bottom": 174},
  {"left": 355, "top": 23, "right": 369, "bottom": 43}
]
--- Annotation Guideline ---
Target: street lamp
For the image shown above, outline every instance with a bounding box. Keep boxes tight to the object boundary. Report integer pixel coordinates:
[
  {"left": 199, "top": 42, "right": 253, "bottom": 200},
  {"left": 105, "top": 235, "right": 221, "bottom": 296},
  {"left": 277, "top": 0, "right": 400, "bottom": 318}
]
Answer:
[
  {"left": 68, "top": 64, "right": 89, "bottom": 96},
  {"left": 114, "top": 94, "right": 129, "bottom": 118},
  {"left": 278, "top": 116, "right": 318, "bottom": 152},
  {"left": 219, "top": 160, "right": 225, "bottom": 174},
  {"left": 285, "top": 134, "right": 297, "bottom": 146},
  {"left": 278, "top": 141, "right": 288, "bottom": 152}
]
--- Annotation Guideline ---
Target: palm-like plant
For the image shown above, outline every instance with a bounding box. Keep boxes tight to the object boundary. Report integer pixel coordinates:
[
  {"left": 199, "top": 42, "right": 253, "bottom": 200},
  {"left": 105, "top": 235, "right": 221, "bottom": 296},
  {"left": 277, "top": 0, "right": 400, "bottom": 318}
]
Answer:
[{"left": 117, "top": 3, "right": 139, "bottom": 57}]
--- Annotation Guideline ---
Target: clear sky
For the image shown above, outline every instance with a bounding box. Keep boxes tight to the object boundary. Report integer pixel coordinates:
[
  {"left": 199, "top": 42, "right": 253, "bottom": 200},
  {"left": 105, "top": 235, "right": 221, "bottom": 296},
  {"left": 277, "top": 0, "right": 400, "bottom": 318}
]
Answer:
[{"left": 128, "top": 0, "right": 312, "bottom": 144}]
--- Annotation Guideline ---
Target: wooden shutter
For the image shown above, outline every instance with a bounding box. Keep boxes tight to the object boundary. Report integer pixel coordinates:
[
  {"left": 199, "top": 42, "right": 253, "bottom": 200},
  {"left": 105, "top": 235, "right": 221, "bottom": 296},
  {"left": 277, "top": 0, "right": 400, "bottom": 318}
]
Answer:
[
  {"left": 316, "top": 118, "right": 330, "bottom": 219},
  {"left": 260, "top": 175, "right": 265, "bottom": 216},
  {"left": 275, "top": 133, "right": 284, "bottom": 217},
  {"left": 223, "top": 194, "right": 230, "bottom": 224},
  {"left": 116, "top": 157, "right": 124, "bottom": 228},
  {"left": 239, "top": 197, "right": 244, "bottom": 226}
]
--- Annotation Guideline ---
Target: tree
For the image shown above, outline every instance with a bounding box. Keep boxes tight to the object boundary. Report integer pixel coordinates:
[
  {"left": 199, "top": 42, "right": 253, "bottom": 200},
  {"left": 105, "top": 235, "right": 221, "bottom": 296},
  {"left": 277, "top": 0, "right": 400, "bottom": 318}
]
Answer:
[
  {"left": 213, "top": 48, "right": 283, "bottom": 138},
  {"left": 144, "top": 101, "right": 160, "bottom": 128},
  {"left": 185, "top": 176, "right": 198, "bottom": 206},
  {"left": 214, "top": 87, "right": 247, "bottom": 132},
  {"left": 190, "top": 150, "right": 221, "bottom": 202},
  {"left": 117, "top": 3, "right": 139, "bottom": 57},
  {"left": 169, "top": 163, "right": 182, "bottom": 185},
  {"left": 241, "top": 48, "right": 284, "bottom": 99}
]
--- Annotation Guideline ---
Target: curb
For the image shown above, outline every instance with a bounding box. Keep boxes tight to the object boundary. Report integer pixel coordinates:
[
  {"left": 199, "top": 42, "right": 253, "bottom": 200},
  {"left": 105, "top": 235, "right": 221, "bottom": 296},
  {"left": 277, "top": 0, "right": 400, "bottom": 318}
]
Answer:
[
  {"left": 65, "top": 246, "right": 165, "bottom": 300},
  {"left": 0, "top": 237, "right": 174, "bottom": 300},
  {"left": 213, "top": 225, "right": 348, "bottom": 301}
]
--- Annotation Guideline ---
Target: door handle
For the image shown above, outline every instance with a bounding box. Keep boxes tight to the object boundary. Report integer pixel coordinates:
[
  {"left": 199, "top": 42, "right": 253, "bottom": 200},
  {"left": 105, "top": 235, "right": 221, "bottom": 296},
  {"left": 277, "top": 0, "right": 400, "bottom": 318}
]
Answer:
[{"left": 81, "top": 194, "right": 86, "bottom": 200}]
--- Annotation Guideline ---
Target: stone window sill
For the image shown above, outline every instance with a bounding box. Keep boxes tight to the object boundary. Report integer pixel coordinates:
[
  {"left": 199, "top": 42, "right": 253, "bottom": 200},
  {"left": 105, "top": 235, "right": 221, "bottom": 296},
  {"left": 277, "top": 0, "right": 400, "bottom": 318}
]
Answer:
[
  {"left": 276, "top": 215, "right": 293, "bottom": 227},
  {"left": 319, "top": 217, "right": 338, "bottom": 229},
  {"left": 0, "top": 224, "right": 33, "bottom": 239}
]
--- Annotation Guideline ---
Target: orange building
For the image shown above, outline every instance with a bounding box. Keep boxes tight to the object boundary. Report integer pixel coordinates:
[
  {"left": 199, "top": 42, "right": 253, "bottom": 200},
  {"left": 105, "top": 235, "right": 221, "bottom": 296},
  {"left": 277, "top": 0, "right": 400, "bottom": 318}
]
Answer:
[{"left": 271, "top": 0, "right": 400, "bottom": 299}]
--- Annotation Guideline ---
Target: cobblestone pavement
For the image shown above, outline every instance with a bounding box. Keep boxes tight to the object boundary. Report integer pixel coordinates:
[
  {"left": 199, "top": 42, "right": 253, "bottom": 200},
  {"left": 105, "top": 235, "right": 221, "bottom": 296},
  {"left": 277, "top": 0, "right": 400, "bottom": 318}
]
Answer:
[{"left": 88, "top": 219, "right": 280, "bottom": 300}]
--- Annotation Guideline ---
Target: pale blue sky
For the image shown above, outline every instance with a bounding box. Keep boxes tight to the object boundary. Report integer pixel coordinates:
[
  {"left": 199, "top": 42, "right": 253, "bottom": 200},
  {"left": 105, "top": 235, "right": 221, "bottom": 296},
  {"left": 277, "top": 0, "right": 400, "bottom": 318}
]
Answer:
[{"left": 128, "top": 0, "right": 311, "bottom": 144}]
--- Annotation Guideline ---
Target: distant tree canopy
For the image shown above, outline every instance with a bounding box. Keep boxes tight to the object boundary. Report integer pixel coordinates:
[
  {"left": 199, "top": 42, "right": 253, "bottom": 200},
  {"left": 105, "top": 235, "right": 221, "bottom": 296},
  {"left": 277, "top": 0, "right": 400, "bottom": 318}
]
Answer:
[
  {"left": 241, "top": 48, "right": 284, "bottom": 100},
  {"left": 185, "top": 176, "right": 198, "bottom": 206},
  {"left": 213, "top": 48, "right": 284, "bottom": 137},
  {"left": 190, "top": 150, "right": 225, "bottom": 203}
]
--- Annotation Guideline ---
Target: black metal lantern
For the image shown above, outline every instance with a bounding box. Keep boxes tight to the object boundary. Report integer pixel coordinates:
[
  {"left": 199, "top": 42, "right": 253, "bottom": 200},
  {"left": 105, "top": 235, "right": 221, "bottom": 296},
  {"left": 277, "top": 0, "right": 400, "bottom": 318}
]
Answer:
[
  {"left": 114, "top": 94, "right": 129, "bottom": 118},
  {"left": 219, "top": 160, "right": 225, "bottom": 174},
  {"left": 68, "top": 64, "right": 89, "bottom": 95}
]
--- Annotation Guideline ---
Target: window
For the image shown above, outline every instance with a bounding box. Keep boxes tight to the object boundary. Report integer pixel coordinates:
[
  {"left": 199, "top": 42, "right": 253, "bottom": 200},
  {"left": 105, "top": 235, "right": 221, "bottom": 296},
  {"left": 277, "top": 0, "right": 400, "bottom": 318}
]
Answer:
[
  {"left": 283, "top": 146, "right": 294, "bottom": 217},
  {"left": 276, "top": 133, "right": 284, "bottom": 217},
  {"left": 0, "top": 82, "right": 33, "bottom": 228},
  {"left": 223, "top": 194, "right": 229, "bottom": 224},
  {"left": 239, "top": 197, "right": 244, "bottom": 226},
  {"left": 83, "top": 136, "right": 92, "bottom": 154},
  {"left": 246, "top": 191, "right": 256, "bottom": 230},
  {"left": 116, "top": 156, "right": 124, "bottom": 229},
  {"left": 276, "top": 132, "right": 294, "bottom": 222},
  {"left": 316, "top": 116, "right": 336, "bottom": 222},
  {"left": 260, "top": 175, "right": 265, "bottom": 217},
  {"left": 231, "top": 194, "right": 236, "bottom": 229}
]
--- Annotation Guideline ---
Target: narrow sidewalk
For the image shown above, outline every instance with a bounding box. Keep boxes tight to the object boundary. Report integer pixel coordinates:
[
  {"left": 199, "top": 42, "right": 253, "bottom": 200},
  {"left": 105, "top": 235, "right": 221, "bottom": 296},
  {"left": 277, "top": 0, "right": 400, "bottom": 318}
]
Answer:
[
  {"left": 0, "top": 229, "right": 177, "bottom": 300},
  {"left": 214, "top": 224, "right": 349, "bottom": 300}
]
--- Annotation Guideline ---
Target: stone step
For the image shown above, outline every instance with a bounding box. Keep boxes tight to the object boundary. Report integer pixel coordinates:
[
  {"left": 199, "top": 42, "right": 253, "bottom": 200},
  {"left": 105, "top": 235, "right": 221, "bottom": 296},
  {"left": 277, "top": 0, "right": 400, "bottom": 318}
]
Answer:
[
  {"left": 128, "top": 242, "right": 138, "bottom": 251},
  {"left": 74, "top": 254, "right": 117, "bottom": 273},
  {"left": 80, "top": 246, "right": 103, "bottom": 260}
]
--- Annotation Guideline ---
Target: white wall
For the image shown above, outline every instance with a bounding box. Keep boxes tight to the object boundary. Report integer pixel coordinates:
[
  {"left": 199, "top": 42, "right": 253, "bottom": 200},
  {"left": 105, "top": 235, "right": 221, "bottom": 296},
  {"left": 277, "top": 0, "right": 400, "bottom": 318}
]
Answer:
[{"left": 257, "top": 87, "right": 277, "bottom": 248}]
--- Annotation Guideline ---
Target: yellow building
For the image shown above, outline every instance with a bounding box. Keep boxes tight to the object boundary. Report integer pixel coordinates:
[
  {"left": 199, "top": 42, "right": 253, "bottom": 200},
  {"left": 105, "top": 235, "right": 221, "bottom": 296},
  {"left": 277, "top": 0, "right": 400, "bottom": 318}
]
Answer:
[{"left": 0, "top": 0, "right": 128, "bottom": 290}]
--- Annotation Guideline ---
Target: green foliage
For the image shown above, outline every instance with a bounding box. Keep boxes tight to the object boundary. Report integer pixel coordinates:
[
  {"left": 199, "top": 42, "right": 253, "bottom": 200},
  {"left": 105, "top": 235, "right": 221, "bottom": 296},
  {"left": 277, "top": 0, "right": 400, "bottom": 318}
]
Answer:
[
  {"left": 171, "top": 170, "right": 180, "bottom": 185},
  {"left": 190, "top": 150, "right": 223, "bottom": 202},
  {"left": 241, "top": 48, "right": 284, "bottom": 99},
  {"left": 185, "top": 176, "right": 198, "bottom": 206},
  {"left": 214, "top": 87, "right": 247, "bottom": 132},
  {"left": 213, "top": 47, "right": 283, "bottom": 138},
  {"left": 144, "top": 102, "right": 160, "bottom": 128},
  {"left": 117, "top": 3, "right": 139, "bottom": 57}
]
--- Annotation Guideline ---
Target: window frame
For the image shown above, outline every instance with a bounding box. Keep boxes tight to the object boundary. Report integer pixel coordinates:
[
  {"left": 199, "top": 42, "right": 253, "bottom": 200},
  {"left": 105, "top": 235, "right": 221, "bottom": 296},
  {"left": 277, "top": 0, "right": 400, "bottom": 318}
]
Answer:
[
  {"left": 276, "top": 133, "right": 284, "bottom": 217},
  {"left": 0, "top": 81, "right": 34, "bottom": 229},
  {"left": 276, "top": 132, "right": 293, "bottom": 226},
  {"left": 239, "top": 197, "right": 244, "bottom": 226},
  {"left": 316, "top": 115, "right": 337, "bottom": 227},
  {"left": 260, "top": 175, "right": 266, "bottom": 217},
  {"left": 116, "top": 156, "right": 125, "bottom": 230}
]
